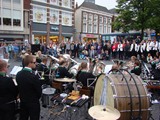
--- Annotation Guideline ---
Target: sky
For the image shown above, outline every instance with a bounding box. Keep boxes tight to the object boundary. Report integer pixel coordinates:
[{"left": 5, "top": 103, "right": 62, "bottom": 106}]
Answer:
[{"left": 75, "top": 0, "right": 117, "bottom": 9}]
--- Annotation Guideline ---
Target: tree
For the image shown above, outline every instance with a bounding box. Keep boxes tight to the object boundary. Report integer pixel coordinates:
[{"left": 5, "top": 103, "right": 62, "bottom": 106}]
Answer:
[
  {"left": 113, "top": 0, "right": 151, "bottom": 40},
  {"left": 146, "top": 0, "right": 160, "bottom": 40}
]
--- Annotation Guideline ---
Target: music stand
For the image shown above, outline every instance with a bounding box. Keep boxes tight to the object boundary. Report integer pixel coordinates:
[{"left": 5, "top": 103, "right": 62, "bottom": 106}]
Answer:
[
  {"left": 10, "top": 66, "right": 23, "bottom": 77},
  {"left": 87, "top": 78, "right": 96, "bottom": 87}
]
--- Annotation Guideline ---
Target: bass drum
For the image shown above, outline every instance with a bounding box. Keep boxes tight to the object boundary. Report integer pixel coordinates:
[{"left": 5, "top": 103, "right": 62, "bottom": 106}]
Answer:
[{"left": 94, "top": 73, "right": 150, "bottom": 120}]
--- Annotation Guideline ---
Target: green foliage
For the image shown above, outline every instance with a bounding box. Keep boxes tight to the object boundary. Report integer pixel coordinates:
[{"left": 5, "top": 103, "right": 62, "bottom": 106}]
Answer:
[{"left": 113, "top": 0, "right": 160, "bottom": 37}]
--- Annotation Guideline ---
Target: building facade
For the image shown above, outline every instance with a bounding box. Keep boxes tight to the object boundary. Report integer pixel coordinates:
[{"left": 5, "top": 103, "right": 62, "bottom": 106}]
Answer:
[
  {"left": 30, "top": 0, "right": 75, "bottom": 44},
  {"left": 75, "top": 2, "right": 113, "bottom": 42},
  {"left": 0, "top": 0, "right": 30, "bottom": 43}
]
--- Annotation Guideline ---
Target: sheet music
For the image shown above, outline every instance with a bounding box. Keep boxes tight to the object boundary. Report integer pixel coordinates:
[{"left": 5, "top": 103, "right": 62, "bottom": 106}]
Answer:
[
  {"left": 3, "top": 59, "right": 9, "bottom": 62},
  {"left": 46, "top": 58, "right": 51, "bottom": 68},
  {"left": 10, "top": 66, "right": 22, "bottom": 75},
  {"left": 104, "top": 65, "right": 112, "bottom": 75}
]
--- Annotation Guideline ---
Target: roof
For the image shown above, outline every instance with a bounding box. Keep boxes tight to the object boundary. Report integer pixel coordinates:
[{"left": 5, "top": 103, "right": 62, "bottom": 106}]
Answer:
[
  {"left": 109, "top": 8, "right": 117, "bottom": 14},
  {"left": 79, "top": 1, "right": 110, "bottom": 13}
]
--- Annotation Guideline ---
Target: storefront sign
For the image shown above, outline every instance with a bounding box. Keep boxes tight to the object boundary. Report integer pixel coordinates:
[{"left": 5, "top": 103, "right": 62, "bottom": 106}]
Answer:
[
  {"left": 51, "top": 26, "right": 59, "bottom": 31},
  {"left": 86, "top": 34, "right": 95, "bottom": 38}
]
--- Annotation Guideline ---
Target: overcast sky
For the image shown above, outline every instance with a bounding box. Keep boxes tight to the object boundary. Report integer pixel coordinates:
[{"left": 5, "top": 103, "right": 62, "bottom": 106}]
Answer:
[{"left": 75, "top": 0, "right": 117, "bottom": 9}]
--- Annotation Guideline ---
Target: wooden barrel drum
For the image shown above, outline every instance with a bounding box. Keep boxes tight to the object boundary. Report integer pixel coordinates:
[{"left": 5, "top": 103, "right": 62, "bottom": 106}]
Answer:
[{"left": 94, "top": 71, "right": 150, "bottom": 120}]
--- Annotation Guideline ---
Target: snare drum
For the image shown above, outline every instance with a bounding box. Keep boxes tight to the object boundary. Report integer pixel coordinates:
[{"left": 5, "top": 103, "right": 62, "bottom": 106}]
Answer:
[{"left": 42, "top": 87, "right": 56, "bottom": 107}]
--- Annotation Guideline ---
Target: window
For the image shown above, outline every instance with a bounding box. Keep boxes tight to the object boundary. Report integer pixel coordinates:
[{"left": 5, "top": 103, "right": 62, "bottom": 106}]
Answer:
[
  {"left": 89, "top": 14, "right": 92, "bottom": 24},
  {"left": 99, "top": 16, "right": 103, "bottom": 23},
  {"left": 13, "top": 10, "right": 21, "bottom": 26},
  {"left": 83, "top": 13, "right": 87, "bottom": 23},
  {"left": 62, "top": 12, "right": 72, "bottom": 26},
  {"left": 83, "top": 23, "right": 87, "bottom": 32},
  {"left": 50, "top": 9, "right": 59, "bottom": 24},
  {"left": 0, "top": 8, "right": 1, "bottom": 25},
  {"left": 50, "top": 0, "right": 59, "bottom": 5},
  {"left": 94, "top": 15, "right": 98, "bottom": 23},
  {"left": 34, "top": 0, "right": 47, "bottom": 2},
  {"left": 13, "top": 0, "right": 20, "bottom": 3},
  {"left": 108, "top": 18, "right": 111, "bottom": 24},
  {"left": 62, "top": 0, "right": 71, "bottom": 8},
  {"left": 104, "top": 25, "right": 107, "bottom": 33},
  {"left": 104, "top": 17, "right": 107, "bottom": 24},
  {"left": 93, "top": 24, "right": 97, "bottom": 33},
  {"left": 99, "top": 24, "right": 103, "bottom": 34},
  {"left": 108, "top": 26, "right": 111, "bottom": 33},
  {"left": 3, "top": 8, "right": 11, "bottom": 26},
  {"left": 88, "top": 24, "right": 92, "bottom": 33},
  {"left": 33, "top": 6, "right": 47, "bottom": 23}
]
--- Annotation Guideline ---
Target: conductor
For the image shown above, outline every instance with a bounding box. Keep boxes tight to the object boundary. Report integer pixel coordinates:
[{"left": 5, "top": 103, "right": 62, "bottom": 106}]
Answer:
[{"left": 16, "top": 55, "right": 42, "bottom": 120}]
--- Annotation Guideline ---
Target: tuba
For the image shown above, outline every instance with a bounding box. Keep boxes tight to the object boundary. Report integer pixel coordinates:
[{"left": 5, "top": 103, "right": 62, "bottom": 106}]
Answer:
[{"left": 92, "top": 61, "right": 106, "bottom": 76}]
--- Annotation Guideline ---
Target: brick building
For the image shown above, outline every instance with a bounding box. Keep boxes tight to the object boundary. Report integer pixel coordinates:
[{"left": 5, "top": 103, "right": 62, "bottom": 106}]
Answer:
[
  {"left": 30, "top": 0, "right": 75, "bottom": 44},
  {"left": 75, "top": 1, "right": 113, "bottom": 42}
]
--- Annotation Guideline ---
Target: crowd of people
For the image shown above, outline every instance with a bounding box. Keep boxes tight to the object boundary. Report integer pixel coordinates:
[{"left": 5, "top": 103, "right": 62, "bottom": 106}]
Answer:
[
  {"left": 0, "top": 37, "right": 160, "bottom": 62},
  {"left": 1, "top": 37, "right": 160, "bottom": 120}
]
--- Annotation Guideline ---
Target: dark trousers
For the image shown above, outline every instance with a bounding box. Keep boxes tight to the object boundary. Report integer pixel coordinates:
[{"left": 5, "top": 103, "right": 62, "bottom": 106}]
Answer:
[
  {"left": 0, "top": 103, "right": 16, "bottom": 120},
  {"left": 20, "top": 102, "right": 40, "bottom": 120}
]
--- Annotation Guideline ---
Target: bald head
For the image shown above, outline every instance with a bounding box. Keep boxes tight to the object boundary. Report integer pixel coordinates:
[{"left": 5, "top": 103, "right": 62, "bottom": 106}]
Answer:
[{"left": 0, "top": 59, "right": 8, "bottom": 72}]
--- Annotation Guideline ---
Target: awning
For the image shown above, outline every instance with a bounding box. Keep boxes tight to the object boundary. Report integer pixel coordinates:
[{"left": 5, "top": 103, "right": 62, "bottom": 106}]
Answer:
[{"left": 62, "top": 33, "right": 73, "bottom": 37}]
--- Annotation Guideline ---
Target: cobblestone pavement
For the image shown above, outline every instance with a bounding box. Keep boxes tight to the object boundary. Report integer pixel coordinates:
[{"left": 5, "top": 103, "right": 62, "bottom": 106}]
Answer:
[{"left": 7, "top": 58, "right": 160, "bottom": 120}]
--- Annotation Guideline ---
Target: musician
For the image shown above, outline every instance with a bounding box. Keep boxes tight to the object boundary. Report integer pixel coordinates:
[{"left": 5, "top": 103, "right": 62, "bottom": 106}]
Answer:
[
  {"left": 35, "top": 51, "right": 43, "bottom": 63},
  {"left": 146, "top": 53, "right": 153, "bottom": 64},
  {"left": 0, "top": 59, "right": 18, "bottom": 120},
  {"left": 36, "top": 57, "right": 50, "bottom": 85},
  {"left": 76, "top": 62, "right": 95, "bottom": 87},
  {"left": 130, "top": 60, "right": 141, "bottom": 76},
  {"left": 117, "top": 41, "right": 123, "bottom": 60},
  {"left": 16, "top": 55, "right": 42, "bottom": 120},
  {"left": 55, "top": 59, "right": 73, "bottom": 78},
  {"left": 130, "top": 40, "right": 138, "bottom": 57}
]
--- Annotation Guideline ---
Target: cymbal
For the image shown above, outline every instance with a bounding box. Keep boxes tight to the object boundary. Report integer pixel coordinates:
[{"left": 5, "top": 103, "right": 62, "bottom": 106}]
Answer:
[
  {"left": 89, "top": 105, "right": 120, "bottom": 120},
  {"left": 54, "top": 78, "right": 76, "bottom": 82}
]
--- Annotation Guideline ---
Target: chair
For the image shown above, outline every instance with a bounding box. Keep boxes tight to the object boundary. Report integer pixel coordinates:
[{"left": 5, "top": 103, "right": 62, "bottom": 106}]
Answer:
[{"left": 79, "top": 86, "right": 94, "bottom": 108}]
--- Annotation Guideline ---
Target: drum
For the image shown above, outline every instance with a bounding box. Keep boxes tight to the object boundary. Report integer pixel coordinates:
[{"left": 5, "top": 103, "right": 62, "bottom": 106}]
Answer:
[
  {"left": 42, "top": 87, "right": 56, "bottom": 107},
  {"left": 94, "top": 72, "right": 150, "bottom": 120}
]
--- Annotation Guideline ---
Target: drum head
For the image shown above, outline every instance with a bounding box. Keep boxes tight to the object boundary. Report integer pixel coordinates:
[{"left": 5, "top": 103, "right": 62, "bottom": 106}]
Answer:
[
  {"left": 42, "top": 88, "right": 56, "bottom": 95},
  {"left": 94, "top": 74, "right": 114, "bottom": 107}
]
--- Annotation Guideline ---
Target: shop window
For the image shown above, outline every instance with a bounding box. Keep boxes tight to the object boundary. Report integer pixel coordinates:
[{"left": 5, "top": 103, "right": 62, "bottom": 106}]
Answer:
[
  {"left": 3, "top": 18, "right": 11, "bottom": 25},
  {"left": 13, "top": 19, "right": 21, "bottom": 26}
]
